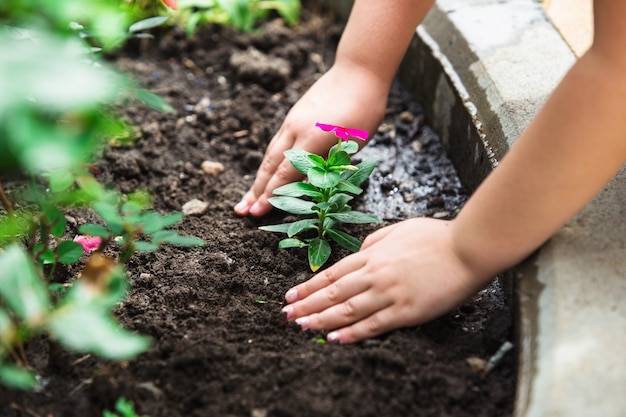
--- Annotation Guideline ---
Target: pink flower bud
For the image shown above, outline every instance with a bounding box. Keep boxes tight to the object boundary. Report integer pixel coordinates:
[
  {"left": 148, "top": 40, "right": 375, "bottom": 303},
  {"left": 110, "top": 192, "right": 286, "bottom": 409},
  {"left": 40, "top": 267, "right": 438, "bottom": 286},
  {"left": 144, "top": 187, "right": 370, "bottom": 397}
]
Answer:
[
  {"left": 162, "top": 0, "right": 178, "bottom": 10},
  {"left": 74, "top": 235, "right": 102, "bottom": 253}
]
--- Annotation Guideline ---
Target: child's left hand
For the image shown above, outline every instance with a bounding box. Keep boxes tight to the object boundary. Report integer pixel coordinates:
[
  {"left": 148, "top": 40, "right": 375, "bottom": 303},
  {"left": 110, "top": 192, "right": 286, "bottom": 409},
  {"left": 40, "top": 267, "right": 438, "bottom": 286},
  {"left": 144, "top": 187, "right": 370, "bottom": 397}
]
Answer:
[{"left": 281, "top": 217, "right": 491, "bottom": 343}]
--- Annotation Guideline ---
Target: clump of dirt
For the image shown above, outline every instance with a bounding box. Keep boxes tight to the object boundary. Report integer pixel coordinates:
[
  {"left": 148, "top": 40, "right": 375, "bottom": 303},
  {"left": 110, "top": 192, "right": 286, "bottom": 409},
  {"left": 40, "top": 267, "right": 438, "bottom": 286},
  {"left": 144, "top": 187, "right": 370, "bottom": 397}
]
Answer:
[{"left": 0, "top": 6, "right": 516, "bottom": 417}]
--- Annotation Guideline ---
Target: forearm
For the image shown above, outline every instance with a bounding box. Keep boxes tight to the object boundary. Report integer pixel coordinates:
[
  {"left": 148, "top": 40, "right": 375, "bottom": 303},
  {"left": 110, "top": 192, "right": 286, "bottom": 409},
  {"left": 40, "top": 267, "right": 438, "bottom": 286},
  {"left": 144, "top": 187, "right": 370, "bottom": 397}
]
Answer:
[
  {"left": 335, "top": 0, "right": 434, "bottom": 89},
  {"left": 452, "top": 48, "right": 626, "bottom": 279}
]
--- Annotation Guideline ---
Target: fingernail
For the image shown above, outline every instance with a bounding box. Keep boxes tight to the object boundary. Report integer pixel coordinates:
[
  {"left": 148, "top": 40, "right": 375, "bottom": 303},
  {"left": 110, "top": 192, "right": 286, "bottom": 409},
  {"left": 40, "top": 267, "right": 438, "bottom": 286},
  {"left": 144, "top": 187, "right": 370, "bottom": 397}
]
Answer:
[
  {"left": 249, "top": 202, "right": 261, "bottom": 215},
  {"left": 281, "top": 305, "right": 293, "bottom": 319},
  {"left": 327, "top": 332, "right": 340, "bottom": 343},
  {"left": 235, "top": 200, "right": 248, "bottom": 212},
  {"left": 295, "top": 317, "right": 310, "bottom": 330},
  {"left": 285, "top": 289, "right": 298, "bottom": 303}
]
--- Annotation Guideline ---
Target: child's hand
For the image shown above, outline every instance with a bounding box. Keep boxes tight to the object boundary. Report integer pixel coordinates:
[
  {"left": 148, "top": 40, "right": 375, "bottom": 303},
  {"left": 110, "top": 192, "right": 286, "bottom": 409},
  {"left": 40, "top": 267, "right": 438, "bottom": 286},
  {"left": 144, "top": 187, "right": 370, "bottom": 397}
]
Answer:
[
  {"left": 234, "top": 64, "right": 388, "bottom": 217},
  {"left": 280, "top": 218, "right": 491, "bottom": 343}
]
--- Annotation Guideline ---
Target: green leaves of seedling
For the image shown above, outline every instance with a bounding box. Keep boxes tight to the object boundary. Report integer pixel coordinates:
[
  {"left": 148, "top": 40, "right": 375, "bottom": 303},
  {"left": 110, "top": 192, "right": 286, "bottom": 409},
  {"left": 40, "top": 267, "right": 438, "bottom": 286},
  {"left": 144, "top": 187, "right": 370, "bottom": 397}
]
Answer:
[{"left": 261, "top": 130, "right": 379, "bottom": 271}]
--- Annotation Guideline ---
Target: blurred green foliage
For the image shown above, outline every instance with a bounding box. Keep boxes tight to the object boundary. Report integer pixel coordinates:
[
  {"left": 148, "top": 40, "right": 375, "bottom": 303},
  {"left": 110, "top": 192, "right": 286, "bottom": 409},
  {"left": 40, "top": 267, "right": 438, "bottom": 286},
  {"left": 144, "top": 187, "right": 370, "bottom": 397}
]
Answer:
[
  {"left": 0, "top": 0, "right": 200, "bottom": 391},
  {"left": 175, "top": 0, "right": 300, "bottom": 36}
]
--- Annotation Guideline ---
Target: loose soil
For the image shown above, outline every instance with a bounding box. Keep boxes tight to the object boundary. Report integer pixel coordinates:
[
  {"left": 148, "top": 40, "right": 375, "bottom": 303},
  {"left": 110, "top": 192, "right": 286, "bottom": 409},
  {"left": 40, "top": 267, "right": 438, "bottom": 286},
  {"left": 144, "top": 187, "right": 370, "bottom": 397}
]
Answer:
[{"left": 1, "top": 5, "right": 517, "bottom": 417}]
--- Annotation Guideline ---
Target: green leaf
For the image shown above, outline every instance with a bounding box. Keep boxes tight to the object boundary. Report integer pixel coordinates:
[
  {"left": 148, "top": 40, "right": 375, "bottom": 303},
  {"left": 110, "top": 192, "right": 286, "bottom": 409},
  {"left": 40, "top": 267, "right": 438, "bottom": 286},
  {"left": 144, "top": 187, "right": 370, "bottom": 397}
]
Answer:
[
  {"left": 93, "top": 202, "right": 123, "bottom": 235},
  {"left": 47, "top": 305, "right": 152, "bottom": 360},
  {"left": 327, "top": 193, "right": 353, "bottom": 209},
  {"left": 344, "top": 158, "right": 377, "bottom": 186},
  {"left": 0, "top": 245, "right": 49, "bottom": 323},
  {"left": 121, "top": 201, "right": 143, "bottom": 217},
  {"left": 307, "top": 154, "right": 325, "bottom": 168},
  {"left": 133, "top": 241, "right": 159, "bottom": 252},
  {"left": 278, "top": 238, "right": 307, "bottom": 249},
  {"left": 273, "top": 182, "right": 322, "bottom": 199},
  {"left": 128, "top": 16, "right": 170, "bottom": 33},
  {"left": 78, "top": 223, "right": 111, "bottom": 238},
  {"left": 327, "top": 211, "right": 380, "bottom": 224},
  {"left": 47, "top": 169, "right": 75, "bottom": 193},
  {"left": 0, "top": 308, "right": 12, "bottom": 338},
  {"left": 268, "top": 196, "right": 315, "bottom": 215},
  {"left": 284, "top": 149, "right": 315, "bottom": 175},
  {"left": 138, "top": 212, "right": 184, "bottom": 235},
  {"left": 37, "top": 247, "right": 56, "bottom": 265},
  {"left": 330, "top": 141, "right": 358, "bottom": 156},
  {"left": 273, "top": 0, "right": 300, "bottom": 25},
  {"left": 308, "top": 238, "right": 331, "bottom": 272},
  {"left": 258, "top": 223, "right": 291, "bottom": 234},
  {"left": 336, "top": 181, "right": 363, "bottom": 195},
  {"left": 287, "top": 219, "right": 318, "bottom": 237},
  {"left": 307, "top": 167, "right": 341, "bottom": 189},
  {"left": 0, "top": 364, "right": 38, "bottom": 390},
  {"left": 152, "top": 230, "right": 205, "bottom": 247},
  {"left": 57, "top": 240, "right": 84, "bottom": 264},
  {"left": 325, "top": 228, "right": 362, "bottom": 252},
  {"left": 327, "top": 150, "right": 351, "bottom": 168},
  {"left": 42, "top": 204, "right": 66, "bottom": 238},
  {"left": 134, "top": 88, "right": 175, "bottom": 114},
  {"left": 76, "top": 174, "right": 106, "bottom": 201}
]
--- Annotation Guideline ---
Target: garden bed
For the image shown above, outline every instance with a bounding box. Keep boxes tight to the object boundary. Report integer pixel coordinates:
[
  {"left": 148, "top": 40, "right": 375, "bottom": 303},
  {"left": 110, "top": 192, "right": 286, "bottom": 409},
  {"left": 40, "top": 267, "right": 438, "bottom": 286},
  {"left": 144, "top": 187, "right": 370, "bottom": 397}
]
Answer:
[{"left": 0, "top": 5, "right": 516, "bottom": 417}]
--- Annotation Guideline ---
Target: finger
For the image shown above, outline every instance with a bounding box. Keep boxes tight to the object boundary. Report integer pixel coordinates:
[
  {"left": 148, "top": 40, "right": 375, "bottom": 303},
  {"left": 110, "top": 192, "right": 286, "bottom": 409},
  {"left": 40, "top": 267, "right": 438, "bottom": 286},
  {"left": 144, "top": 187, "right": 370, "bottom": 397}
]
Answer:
[
  {"left": 284, "top": 253, "right": 366, "bottom": 304},
  {"left": 360, "top": 222, "right": 399, "bottom": 250},
  {"left": 287, "top": 266, "right": 374, "bottom": 322},
  {"left": 298, "top": 288, "right": 393, "bottom": 332},
  {"left": 235, "top": 130, "right": 294, "bottom": 216},
  {"left": 326, "top": 306, "right": 412, "bottom": 344},
  {"left": 248, "top": 158, "right": 303, "bottom": 216}
]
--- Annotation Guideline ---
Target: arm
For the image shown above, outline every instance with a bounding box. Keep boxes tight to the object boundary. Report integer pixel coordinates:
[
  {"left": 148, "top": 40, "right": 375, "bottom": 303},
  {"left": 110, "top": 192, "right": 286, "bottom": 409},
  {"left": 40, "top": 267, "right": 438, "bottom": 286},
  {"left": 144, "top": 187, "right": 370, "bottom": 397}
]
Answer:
[
  {"left": 452, "top": 0, "right": 626, "bottom": 279},
  {"left": 235, "top": 0, "right": 433, "bottom": 216},
  {"left": 281, "top": 0, "right": 626, "bottom": 343}
]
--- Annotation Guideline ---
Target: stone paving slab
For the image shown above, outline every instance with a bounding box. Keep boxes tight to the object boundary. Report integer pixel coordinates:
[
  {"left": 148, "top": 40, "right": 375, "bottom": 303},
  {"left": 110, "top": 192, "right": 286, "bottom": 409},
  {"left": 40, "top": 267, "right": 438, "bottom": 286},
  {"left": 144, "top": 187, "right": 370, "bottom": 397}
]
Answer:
[{"left": 543, "top": 0, "right": 593, "bottom": 57}]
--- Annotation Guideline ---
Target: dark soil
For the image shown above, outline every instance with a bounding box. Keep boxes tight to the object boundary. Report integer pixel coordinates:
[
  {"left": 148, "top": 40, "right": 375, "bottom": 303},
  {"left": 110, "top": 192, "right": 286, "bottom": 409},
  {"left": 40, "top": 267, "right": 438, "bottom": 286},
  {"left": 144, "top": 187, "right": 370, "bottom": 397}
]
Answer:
[{"left": 0, "top": 5, "right": 516, "bottom": 417}]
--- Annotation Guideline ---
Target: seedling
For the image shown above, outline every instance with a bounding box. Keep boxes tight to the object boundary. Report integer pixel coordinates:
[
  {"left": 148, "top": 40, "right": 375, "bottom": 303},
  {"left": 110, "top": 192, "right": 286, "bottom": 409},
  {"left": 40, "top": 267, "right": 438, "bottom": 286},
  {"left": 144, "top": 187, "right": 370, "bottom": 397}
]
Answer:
[
  {"left": 103, "top": 396, "right": 149, "bottom": 417},
  {"left": 260, "top": 123, "right": 379, "bottom": 271}
]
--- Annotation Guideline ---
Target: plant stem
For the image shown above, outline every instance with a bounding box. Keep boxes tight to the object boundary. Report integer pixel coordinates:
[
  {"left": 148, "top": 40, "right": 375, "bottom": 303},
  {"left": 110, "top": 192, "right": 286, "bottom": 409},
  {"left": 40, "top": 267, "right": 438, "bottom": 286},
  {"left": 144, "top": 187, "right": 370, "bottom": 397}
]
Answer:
[{"left": 0, "top": 182, "right": 14, "bottom": 217}]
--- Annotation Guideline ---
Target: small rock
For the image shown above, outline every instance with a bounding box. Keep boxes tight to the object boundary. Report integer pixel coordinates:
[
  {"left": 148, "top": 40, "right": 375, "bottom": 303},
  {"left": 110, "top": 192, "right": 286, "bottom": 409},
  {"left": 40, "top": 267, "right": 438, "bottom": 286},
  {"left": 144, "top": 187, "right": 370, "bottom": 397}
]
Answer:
[
  {"left": 251, "top": 408, "right": 268, "bottom": 417},
  {"left": 403, "top": 193, "right": 416, "bottom": 203},
  {"left": 466, "top": 356, "right": 489, "bottom": 374},
  {"left": 411, "top": 140, "right": 423, "bottom": 153},
  {"left": 194, "top": 96, "right": 212, "bottom": 114},
  {"left": 432, "top": 211, "right": 450, "bottom": 219},
  {"left": 182, "top": 199, "right": 209, "bottom": 216},
  {"left": 201, "top": 160, "right": 225, "bottom": 177},
  {"left": 399, "top": 111, "right": 414, "bottom": 123}
]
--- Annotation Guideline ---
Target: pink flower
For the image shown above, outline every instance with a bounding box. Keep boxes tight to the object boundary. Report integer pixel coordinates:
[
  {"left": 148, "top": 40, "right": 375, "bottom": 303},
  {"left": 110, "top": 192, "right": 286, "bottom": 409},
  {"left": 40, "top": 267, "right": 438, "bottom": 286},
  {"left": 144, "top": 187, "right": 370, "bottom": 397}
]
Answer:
[
  {"left": 162, "top": 0, "right": 178, "bottom": 10},
  {"left": 315, "top": 123, "right": 369, "bottom": 142},
  {"left": 74, "top": 235, "right": 102, "bottom": 253}
]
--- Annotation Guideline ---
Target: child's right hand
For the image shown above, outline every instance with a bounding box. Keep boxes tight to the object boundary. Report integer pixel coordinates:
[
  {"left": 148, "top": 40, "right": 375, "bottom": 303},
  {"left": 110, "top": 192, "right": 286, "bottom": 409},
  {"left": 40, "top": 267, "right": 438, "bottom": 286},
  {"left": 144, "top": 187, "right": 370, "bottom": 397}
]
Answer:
[{"left": 234, "top": 63, "right": 389, "bottom": 217}]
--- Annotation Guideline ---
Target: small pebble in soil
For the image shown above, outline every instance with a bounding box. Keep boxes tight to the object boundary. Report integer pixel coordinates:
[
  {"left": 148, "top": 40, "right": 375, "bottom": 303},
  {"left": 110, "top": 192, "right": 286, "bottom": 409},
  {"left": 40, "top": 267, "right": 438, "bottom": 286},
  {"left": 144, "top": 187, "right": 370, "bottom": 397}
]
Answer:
[
  {"left": 201, "top": 160, "right": 225, "bottom": 176},
  {"left": 182, "top": 198, "right": 209, "bottom": 215}
]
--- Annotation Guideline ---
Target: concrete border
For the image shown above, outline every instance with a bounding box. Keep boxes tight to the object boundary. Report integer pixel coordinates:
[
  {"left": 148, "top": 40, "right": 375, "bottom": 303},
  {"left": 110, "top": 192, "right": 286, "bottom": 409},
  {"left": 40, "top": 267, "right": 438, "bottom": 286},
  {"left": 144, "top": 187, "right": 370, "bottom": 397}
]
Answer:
[{"left": 323, "top": 1, "right": 626, "bottom": 417}]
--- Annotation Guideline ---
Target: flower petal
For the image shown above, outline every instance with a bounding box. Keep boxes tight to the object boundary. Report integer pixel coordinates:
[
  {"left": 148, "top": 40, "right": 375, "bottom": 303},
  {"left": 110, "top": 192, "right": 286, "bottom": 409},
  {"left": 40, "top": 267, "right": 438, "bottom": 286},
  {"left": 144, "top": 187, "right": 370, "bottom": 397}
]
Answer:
[
  {"left": 162, "top": 0, "right": 178, "bottom": 10},
  {"left": 315, "top": 122, "right": 338, "bottom": 132},
  {"left": 74, "top": 235, "right": 102, "bottom": 253},
  {"left": 344, "top": 127, "right": 369, "bottom": 141},
  {"left": 315, "top": 122, "right": 368, "bottom": 141}
]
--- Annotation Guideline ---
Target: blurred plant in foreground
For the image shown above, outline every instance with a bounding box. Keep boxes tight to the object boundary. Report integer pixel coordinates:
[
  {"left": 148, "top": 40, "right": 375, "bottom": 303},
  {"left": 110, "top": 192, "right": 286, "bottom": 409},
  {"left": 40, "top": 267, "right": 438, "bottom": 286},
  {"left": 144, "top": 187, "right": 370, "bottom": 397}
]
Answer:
[
  {"left": 174, "top": 0, "right": 300, "bottom": 36},
  {"left": 0, "top": 0, "right": 203, "bottom": 391}
]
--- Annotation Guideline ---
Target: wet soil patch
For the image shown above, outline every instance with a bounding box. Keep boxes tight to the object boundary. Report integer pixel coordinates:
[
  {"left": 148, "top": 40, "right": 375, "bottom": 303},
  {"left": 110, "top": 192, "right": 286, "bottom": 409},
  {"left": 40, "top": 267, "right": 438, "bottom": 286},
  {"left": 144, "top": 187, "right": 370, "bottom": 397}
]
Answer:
[{"left": 0, "top": 6, "right": 516, "bottom": 417}]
